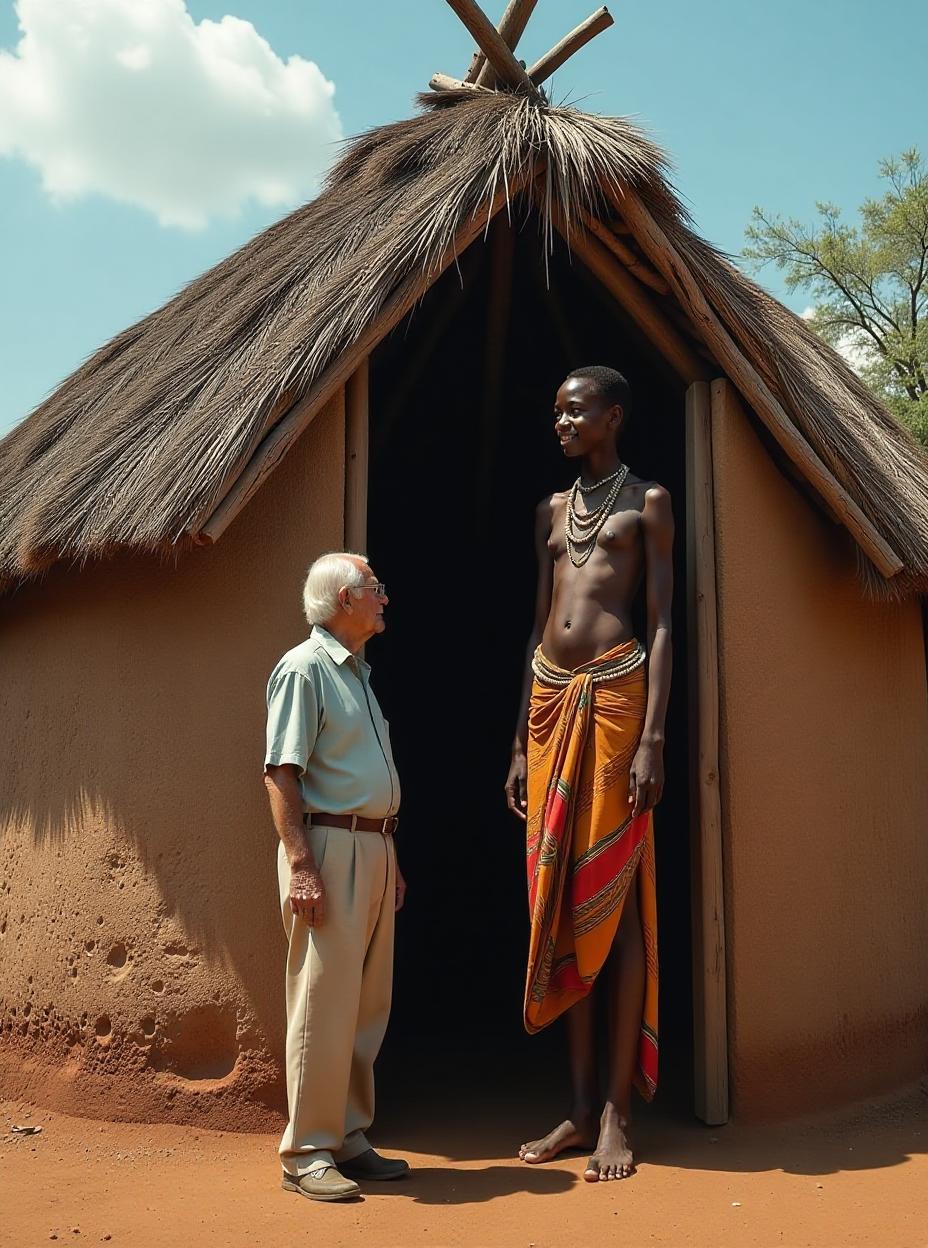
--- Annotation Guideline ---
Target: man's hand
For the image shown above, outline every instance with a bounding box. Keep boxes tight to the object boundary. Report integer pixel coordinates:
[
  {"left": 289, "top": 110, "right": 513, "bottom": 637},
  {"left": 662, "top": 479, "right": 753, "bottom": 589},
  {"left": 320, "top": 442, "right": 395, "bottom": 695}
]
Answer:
[
  {"left": 505, "top": 750, "right": 528, "bottom": 821},
  {"left": 289, "top": 863, "right": 326, "bottom": 926},
  {"left": 395, "top": 859, "right": 407, "bottom": 913},
  {"left": 628, "top": 740, "right": 665, "bottom": 819}
]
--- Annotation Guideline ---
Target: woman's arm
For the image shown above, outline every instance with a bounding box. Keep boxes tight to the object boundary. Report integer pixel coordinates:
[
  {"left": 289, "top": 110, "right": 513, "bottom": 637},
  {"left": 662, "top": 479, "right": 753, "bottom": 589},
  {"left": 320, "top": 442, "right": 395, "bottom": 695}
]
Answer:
[
  {"left": 505, "top": 497, "right": 555, "bottom": 820},
  {"left": 629, "top": 484, "right": 674, "bottom": 818}
]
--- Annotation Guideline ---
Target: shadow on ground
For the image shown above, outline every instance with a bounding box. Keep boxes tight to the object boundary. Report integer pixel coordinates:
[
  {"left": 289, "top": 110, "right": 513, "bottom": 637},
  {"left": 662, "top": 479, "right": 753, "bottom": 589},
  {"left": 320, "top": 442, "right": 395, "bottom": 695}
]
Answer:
[{"left": 368, "top": 1059, "right": 928, "bottom": 1204}]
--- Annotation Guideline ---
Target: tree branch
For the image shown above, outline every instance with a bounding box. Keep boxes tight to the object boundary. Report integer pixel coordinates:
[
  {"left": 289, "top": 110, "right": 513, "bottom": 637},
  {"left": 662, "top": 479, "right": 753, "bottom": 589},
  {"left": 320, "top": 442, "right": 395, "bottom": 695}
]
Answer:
[{"left": 747, "top": 150, "right": 928, "bottom": 444}]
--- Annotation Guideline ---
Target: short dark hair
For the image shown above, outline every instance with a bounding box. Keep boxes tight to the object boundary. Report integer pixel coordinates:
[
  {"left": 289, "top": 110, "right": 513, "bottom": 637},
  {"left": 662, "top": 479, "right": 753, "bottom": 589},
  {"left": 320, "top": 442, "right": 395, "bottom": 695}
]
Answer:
[{"left": 565, "top": 365, "right": 632, "bottom": 421}]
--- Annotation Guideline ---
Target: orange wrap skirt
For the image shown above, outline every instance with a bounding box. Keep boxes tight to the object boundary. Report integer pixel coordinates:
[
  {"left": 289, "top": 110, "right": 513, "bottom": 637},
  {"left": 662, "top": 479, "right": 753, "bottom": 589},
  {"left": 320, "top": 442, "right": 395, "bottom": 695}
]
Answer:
[{"left": 524, "top": 638, "right": 658, "bottom": 1100}]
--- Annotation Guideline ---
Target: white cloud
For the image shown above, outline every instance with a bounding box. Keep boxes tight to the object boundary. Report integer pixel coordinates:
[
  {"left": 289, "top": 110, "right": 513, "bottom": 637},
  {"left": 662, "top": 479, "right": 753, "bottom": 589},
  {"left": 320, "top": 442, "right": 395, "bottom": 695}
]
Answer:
[{"left": 0, "top": 0, "right": 342, "bottom": 228}]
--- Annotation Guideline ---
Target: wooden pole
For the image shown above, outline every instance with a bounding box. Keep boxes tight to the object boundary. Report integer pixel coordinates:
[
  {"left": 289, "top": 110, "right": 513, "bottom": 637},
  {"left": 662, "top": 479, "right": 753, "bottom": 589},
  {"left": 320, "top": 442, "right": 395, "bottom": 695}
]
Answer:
[
  {"left": 559, "top": 235, "right": 682, "bottom": 376},
  {"left": 345, "top": 359, "right": 369, "bottom": 556},
  {"left": 580, "top": 211, "right": 670, "bottom": 294},
  {"left": 527, "top": 7, "right": 614, "bottom": 85},
  {"left": 475, "top": 0, "right": 539, "bottom": 87},
  {"left": 429, "top": 72, "right": 492, "bottom": 94},
  {"left": 197, "top": 178, "right": 530, "bottom": 543},
  {"left": 463, "top": 50, "right": 486, "bottom": 83},
  {"left": 614, "top": 189, "right": 905, "bottom": 579},
  {"left": 444, "top": 0, "right": 539, "bottom": 94},
  {"left": 552, "top": 211, "right": 711, "bottom": 385},
  {"left": 663, "top": 303, "right": 722, "bottom": 365},
  {"left": 686, "top": 379, "right": 729, "bottom": 1127}
]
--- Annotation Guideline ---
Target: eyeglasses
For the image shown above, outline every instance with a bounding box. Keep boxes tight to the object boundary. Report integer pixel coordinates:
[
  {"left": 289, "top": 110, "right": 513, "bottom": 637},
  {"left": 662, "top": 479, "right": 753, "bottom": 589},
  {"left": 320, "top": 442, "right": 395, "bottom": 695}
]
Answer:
[{"left": 348, "top": 581, "right": 386, "bottom": 598}]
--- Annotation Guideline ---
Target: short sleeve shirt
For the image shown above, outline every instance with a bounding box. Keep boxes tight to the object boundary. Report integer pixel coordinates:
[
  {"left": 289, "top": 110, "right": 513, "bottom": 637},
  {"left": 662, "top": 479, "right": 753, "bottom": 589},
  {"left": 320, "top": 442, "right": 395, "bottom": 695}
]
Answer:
[{"left": 264, "top": 627, "right": 401, "bottom": 819}]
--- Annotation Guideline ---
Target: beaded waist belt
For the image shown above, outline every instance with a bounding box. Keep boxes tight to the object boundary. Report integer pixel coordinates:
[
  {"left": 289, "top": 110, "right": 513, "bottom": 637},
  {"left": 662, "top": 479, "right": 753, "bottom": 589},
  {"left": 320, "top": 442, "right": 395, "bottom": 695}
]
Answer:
[{"left": 532, "top": 640, "right": 646, "bottom": 688}]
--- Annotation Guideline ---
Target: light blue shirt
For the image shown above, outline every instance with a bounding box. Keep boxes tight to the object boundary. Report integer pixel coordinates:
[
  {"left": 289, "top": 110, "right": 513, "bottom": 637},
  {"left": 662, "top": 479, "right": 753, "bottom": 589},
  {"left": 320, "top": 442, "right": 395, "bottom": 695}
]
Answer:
[{"left": 264, "top": 627, "right": 401, "bottom": 819}]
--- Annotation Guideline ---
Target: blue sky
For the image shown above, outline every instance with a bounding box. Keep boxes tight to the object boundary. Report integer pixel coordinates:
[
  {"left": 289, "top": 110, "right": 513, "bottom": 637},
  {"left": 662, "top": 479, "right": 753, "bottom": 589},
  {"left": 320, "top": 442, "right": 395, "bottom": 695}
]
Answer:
[{"left": 1, "top": 0, "right": 925, "bottom": 437}]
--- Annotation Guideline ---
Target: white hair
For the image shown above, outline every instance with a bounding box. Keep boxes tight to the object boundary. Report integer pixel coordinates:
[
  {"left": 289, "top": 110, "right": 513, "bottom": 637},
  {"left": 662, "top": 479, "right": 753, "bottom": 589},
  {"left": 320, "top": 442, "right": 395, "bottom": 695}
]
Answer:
[{"left": 302, "top": 551, "right": 369, "bottom": 626}]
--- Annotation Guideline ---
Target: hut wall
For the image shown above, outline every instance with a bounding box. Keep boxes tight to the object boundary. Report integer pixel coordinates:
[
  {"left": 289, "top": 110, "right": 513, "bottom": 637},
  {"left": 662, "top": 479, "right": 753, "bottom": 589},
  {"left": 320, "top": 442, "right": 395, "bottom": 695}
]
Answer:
[
  {"left": 0, "top": 394, "right": 346, "bottom": 1129},
  {"left": 710, "top": 381, "right": 928, "bottom": 1120}
]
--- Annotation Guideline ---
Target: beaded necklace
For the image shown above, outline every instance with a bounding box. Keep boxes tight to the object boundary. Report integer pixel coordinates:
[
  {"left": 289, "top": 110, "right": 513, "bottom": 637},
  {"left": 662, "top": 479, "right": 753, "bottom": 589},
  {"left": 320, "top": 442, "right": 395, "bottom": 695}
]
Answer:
[
  {"left": 565, "top": 462, "right": 629, "bottom": 567},
  {"left": 576, "top": 465, "right": 622, "bottom": 495}
]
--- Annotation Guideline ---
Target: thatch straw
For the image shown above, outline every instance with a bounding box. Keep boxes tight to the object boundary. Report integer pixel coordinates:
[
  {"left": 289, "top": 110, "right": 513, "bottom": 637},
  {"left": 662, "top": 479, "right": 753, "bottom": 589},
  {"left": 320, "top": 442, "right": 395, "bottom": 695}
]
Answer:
[{"left": 1, "top": 90, "right": 927, "bottom": 597}]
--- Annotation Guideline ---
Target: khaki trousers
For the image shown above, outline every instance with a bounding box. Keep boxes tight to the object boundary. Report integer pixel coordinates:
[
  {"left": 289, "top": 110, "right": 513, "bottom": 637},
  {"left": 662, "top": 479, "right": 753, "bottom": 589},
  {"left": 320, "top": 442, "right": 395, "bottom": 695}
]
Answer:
[{"left": 276, "top": 824, "right": 396, "bottom": 1176}]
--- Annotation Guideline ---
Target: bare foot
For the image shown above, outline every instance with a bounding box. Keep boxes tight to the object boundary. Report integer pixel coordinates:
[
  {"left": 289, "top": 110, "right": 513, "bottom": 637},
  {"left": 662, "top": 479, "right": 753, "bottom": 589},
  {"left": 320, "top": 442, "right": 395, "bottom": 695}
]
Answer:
[
  {"left": 519, "top": 1116, "right": 595, "bottom": 1164},
  {"left": 584, "top": 1104, "right": 634, "bottom": 1182}
]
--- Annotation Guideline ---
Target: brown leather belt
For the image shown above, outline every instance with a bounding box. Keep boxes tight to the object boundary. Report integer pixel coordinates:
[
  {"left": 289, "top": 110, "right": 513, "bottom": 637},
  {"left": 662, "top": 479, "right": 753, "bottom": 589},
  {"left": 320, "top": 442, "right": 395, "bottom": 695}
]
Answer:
[{"left": 303, "top": 812, "right": 398, "bottom": 836}]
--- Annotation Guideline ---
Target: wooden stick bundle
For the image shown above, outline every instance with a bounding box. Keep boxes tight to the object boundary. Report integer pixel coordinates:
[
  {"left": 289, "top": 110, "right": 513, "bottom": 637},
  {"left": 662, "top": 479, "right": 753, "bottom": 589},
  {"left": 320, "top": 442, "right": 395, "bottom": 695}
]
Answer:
[
  {"left": 444, "top": 0, "right": 539, "bottom": 94},
  {"left": 474, "top": 0, "right": 539, "bottom": 87}
]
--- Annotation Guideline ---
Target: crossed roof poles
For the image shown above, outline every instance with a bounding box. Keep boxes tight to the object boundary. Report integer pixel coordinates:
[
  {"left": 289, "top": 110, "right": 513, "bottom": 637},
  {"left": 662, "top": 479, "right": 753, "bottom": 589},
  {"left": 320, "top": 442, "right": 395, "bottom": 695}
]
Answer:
[{"left": 430, "top": 0, "right": 614, "bottom": 99}]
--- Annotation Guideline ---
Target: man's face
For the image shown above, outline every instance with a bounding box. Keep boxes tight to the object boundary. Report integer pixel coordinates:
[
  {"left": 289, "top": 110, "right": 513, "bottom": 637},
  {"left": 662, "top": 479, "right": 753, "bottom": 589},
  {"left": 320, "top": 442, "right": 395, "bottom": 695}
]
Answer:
[
  {"left": 553, "top": 377, "right": 621, "bottom": 458},
  {"left": 346, "top": 562, "right": 388, "bottom": 638}
]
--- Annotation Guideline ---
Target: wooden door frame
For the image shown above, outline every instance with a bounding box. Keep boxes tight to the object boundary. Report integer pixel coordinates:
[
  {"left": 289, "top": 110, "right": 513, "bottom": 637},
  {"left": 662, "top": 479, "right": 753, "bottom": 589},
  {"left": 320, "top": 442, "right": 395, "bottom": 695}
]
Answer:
[
  {"left": 685, "top": 379, "right": 729, "bottom": 1125},
  {"left": 350, "top": 359, "right": 730, "bottom": 1122},
  {"left": 345, "top": 360, "right": 370, "bottom": 555}
]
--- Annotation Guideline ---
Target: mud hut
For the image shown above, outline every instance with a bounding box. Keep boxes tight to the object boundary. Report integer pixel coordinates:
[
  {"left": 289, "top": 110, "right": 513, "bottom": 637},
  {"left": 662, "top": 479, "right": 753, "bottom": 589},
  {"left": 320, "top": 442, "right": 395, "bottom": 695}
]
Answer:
[{"left": 2, "top": 1, "right": 927, "bottom": 1130}]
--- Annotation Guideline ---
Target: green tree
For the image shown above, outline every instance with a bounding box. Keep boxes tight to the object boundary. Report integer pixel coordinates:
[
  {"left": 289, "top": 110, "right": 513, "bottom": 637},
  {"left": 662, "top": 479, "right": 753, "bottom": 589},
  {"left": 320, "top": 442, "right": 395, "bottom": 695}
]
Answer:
[{"left": 744, "top": 149, "right": 928, "bottom": 446}]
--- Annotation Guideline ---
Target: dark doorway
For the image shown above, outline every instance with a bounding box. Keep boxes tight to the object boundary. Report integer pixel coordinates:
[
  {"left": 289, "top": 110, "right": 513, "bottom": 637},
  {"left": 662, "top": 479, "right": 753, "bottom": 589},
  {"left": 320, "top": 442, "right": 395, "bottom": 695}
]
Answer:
[{"left": 366, "top": 216, "right": 694, "bottom": 1125}]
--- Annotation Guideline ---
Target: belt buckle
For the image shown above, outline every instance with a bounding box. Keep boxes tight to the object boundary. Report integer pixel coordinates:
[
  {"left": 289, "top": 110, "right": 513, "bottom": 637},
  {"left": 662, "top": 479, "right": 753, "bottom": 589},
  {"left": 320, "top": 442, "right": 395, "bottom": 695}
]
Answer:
[{"left": 383, "top": 816, "right": 398, "bottom": 836}]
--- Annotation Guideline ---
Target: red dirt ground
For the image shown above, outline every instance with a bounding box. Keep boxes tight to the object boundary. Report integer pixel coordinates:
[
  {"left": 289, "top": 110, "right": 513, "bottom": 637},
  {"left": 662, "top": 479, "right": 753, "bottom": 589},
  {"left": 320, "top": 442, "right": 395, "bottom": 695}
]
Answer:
[{"left": 4, "top": 1086, "right": 927, "bottom": 1248}]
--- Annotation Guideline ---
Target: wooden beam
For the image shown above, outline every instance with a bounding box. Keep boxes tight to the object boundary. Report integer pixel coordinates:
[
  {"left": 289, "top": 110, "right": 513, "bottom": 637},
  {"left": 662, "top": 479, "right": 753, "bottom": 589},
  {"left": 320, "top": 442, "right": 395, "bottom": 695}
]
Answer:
[
  {"left": 552, "top": 210, "right": 710, "bottom": 385},
  {"left": 580, "top": 212, "right": 670, "bottom": 294},
  {"left": 463, "top": 49, "right": 486, "bottom": 83},
  {"left": 686, "top": 379, "right": 729, "bottom": 1127},
  {"left": 527, "top": 6, "right": 614, "bottom": 85},
  {"left": 197, "top": 179, "right": 529, "bottom": 543},
  {"left": 444, "top": 0, "right": 538, "bottom": 94},
  {"left": 345, "top": 360, "right": 369, "bottom": 555},
  {"left": 614, "top": 189, "right": 905, "bottom": 579},
  {"left": 659, "top": 284, "right": 782, "bottom": 394},
  {"left": 430, "top": 72, "right": 492, "bottom": 94},
  {"left": 475, "top": 0, "right": 539, "bottom": 87},
  {"left": 663, "top": 302, "right": 724, "bottom": 365}
]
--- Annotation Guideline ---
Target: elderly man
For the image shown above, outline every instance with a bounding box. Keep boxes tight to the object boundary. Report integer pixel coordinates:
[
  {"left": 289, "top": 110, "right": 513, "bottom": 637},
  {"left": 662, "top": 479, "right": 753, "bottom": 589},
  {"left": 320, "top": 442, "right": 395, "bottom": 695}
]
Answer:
[{"left": 264, "top": 551, "right": 408, "bottom": 1203}]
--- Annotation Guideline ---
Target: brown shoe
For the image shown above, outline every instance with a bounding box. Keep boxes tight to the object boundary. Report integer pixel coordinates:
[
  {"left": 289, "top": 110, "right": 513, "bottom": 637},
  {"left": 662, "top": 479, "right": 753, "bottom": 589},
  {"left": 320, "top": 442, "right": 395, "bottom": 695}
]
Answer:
[
  {"left": 338, "top": 1149, "right": 410, "bottom": 1181},
  {"left": 282, "top": 1166, "right": 361, "bottom": 1202}
]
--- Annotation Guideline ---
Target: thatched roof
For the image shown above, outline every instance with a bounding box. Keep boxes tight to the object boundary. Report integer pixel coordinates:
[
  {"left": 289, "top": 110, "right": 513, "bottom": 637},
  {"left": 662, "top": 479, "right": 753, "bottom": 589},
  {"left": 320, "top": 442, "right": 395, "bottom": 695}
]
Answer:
[{"left": 2, "top": 89, "right": 928, "bottom": 597}]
